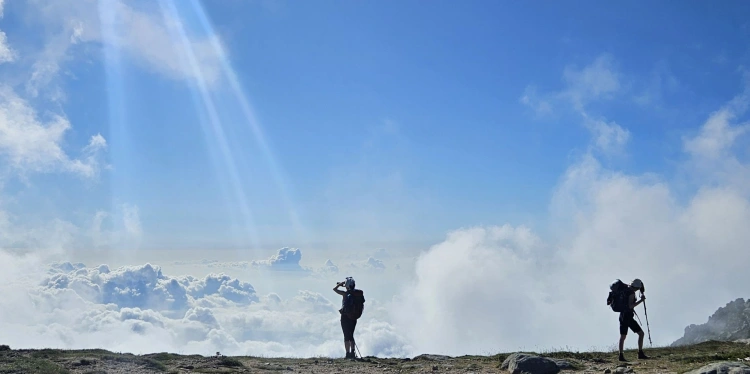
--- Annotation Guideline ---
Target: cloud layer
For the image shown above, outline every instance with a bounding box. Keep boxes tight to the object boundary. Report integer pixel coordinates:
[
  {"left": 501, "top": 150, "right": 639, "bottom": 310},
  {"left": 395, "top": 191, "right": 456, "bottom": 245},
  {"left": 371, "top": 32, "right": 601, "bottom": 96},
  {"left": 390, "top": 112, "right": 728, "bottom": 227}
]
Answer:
[{"left": 0, "top": 259, "right": 411, "bottom": 358}]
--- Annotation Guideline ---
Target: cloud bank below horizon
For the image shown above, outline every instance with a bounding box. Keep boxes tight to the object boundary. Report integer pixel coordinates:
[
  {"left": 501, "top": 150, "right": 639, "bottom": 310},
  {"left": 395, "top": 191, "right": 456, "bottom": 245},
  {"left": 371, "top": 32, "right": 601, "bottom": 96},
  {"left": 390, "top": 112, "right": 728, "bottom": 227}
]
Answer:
[{"left": 0, "top": 259, "right": 412, "bottom": 358}]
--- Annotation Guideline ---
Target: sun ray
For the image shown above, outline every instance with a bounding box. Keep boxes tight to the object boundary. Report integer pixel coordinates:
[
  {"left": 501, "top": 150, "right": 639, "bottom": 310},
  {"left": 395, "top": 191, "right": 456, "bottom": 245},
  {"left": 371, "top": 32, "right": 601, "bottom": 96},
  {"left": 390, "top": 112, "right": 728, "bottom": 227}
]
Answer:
[
  {"left": 186, "top": 0, "right": 312, "bottom": 251},
  {"left": 97, "top": 0, "right": 134, "bottom": 264},
  {"left": 156, "top": 0, "right": 262, "bottom": 253}
]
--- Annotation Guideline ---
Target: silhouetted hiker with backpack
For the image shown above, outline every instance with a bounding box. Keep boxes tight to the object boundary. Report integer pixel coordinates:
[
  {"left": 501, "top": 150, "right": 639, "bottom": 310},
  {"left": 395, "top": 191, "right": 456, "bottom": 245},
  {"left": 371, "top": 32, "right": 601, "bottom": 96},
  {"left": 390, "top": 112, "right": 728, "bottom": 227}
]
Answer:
[
  {"left": 607, "top": 278, "right": 649, "bottom": 362},
  {"left": 333, "top": 276, "right": 365, "bottom": 359}
]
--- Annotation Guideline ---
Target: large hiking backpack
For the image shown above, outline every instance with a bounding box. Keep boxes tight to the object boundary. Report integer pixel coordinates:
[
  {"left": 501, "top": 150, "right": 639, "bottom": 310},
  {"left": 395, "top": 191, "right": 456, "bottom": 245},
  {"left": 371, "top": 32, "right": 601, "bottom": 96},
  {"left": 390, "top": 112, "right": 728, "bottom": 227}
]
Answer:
[
  {"left": 341, "top": 289, "right": 365, "bottom": 320},
  {"left": 607, "top": 279, "right": 631, "bottom": 313}
]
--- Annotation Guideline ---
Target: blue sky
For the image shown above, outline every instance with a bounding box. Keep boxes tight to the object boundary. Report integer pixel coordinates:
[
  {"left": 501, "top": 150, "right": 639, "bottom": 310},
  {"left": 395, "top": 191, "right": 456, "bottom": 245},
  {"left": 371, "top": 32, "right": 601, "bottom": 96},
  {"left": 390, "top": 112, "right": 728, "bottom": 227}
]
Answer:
[{"left": 2, "top": 0, "right": 750, "bottom": 252}]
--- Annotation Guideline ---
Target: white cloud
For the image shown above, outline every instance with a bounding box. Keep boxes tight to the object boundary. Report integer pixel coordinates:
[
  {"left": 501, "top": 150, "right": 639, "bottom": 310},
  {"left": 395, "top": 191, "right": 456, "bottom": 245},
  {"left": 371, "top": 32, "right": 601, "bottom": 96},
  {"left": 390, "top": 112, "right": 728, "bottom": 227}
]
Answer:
[
  {"left": 251, "top": 247, "right": 303, "bottom": 270},
  {"left": 202, "top": 247, "right": 311, "bottom": 274},
  {"left": 521, "top": 54, "right": 630, "bottom": 155},
  {"left": 23, "top": 0, "right": 225, "bottom": 97},
  {"left": 350, "top": 257, "right": 386, "bottom": 272},
  {"left": 682, "top": 87, "right": 750, "bottom": 190},
  {"left": 0, "top": 0, "right": 14, "bottom": 64},
  {"left": 561, "top": 54, "right": 621, "bottom": 111},
  {"left": 684, "top": 105, "right": 749, "bottom": 161},
  {"left": 583, "top": 117, "right": 630, "bottom": 155},
  {"left": 0, "top": 85, "right": 108, "bottom": 179},
  {"left": 0, "top": 31, "right": 15, "bottom": 64}
]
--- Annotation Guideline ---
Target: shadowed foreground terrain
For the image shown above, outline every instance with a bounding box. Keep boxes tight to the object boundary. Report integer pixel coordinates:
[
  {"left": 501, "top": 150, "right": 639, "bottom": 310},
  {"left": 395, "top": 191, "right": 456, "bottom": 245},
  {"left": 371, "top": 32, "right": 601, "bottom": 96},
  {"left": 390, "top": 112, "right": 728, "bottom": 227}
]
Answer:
[{"left": 0, "top": 340, "right": 749, "bottom": 373}]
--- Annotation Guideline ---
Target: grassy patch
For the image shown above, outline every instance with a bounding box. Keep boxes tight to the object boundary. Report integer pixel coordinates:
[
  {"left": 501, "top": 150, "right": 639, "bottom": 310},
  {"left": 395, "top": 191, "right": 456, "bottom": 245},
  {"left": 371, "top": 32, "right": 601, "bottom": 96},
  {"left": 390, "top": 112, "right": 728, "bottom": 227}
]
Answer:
[
  {"left": 142, "top": 357, "right": 168, "bottom": 371},
  {"left": 0, "top": 357, "right": 70, "bottom": 374},
  {"left": 218, "top": 357, "right": 244, "bottom": 367}
]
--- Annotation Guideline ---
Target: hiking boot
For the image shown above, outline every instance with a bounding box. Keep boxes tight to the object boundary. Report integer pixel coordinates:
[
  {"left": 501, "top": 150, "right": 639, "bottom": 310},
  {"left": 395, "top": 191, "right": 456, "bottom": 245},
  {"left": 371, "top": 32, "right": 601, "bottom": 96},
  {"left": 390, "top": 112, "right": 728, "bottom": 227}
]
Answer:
[
  {"left": 638, "top": 351, "right": 649, "bottom": 359},
  {"left": 619, "top": 353, "right": 627, "bottom": 362}
]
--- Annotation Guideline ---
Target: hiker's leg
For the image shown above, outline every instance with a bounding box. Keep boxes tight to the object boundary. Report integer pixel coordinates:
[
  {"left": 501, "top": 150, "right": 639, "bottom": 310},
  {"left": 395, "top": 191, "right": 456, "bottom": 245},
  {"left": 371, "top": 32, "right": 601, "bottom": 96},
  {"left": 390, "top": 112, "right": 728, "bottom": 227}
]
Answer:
[
  {"left": 638, "top": 330, "right": 644, "bottom": 351},
  {"left": 341, "top": 318, "right": 350, "bottom": 356},
  {"left": 342, "top": 317, "right": 356, "bottom": 356},
  {"left": 618, "top": 318, "right": 628, "bottom": 354},
  {"left": 351, "top": 319, "right": 357, "bottom": 353},
  {"left": 628, "top": 317, "right": 644, "bottom": 351}
]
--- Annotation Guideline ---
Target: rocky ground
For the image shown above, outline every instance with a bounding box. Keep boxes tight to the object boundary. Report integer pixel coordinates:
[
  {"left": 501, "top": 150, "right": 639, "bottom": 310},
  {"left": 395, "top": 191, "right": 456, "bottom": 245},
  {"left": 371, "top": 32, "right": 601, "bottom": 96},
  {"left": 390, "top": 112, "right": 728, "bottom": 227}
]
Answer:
[{"left": 0, "top": 340, "right": 749, "bottom": 374}]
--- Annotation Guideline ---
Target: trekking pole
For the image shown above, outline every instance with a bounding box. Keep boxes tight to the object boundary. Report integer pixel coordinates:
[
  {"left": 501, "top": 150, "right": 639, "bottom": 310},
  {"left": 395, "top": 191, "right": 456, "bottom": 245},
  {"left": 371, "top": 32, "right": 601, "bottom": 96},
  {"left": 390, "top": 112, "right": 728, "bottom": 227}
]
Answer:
[
  {"left": 355, "top": 342, "right": 362, "bottom": 360},
  {"left": 643, "top": 301, "right": 652, "bottom": 346},
  {"left": 641, "top": 291, "right": 652, "bottom": 346}
]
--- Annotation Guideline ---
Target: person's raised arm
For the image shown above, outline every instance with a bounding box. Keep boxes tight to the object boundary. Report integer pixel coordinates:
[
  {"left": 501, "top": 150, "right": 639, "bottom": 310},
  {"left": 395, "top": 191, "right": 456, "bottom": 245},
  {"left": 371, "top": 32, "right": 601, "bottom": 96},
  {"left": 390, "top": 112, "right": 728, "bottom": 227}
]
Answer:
[{"left": 333, "top": 281, "right": 346, "bottom": 295}]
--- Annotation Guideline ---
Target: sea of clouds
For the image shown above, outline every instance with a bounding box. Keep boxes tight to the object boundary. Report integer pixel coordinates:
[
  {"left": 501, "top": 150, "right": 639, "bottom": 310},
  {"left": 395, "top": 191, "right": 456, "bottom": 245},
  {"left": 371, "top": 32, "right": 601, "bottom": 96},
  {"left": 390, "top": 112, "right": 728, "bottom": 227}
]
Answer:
[
  {"left": 0, "top": 248, "right": 413, "bottom": 358},
  {"left": 2, "top": 0, "right": 750, "bottom": 360}
]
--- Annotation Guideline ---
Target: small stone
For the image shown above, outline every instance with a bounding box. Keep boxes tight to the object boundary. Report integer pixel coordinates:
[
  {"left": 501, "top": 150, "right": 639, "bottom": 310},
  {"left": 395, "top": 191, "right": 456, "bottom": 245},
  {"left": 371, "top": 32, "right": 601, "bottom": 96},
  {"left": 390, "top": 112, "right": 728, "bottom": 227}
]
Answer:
[{"left": 604, "top": 369, "right": 612, "bottom": 374}]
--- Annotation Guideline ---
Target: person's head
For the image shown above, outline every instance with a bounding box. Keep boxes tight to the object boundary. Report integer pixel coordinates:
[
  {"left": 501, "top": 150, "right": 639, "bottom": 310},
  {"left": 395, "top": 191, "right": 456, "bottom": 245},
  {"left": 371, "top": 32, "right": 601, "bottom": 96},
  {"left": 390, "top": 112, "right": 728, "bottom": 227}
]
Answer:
[
  {"left": 630, "top": 278, "right": 644, "bottom": 292},
  {"left": 344, "top": 277, "right": 355, "bottom": 291}
]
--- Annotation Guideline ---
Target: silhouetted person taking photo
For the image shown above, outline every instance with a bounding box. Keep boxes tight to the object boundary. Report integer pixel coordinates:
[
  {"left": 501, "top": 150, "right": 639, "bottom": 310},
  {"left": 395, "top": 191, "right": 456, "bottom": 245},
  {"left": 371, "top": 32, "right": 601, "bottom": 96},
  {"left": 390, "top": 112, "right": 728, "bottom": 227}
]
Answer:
[{"left": 333, "top": 277, "right": 365, "bottom": 359}]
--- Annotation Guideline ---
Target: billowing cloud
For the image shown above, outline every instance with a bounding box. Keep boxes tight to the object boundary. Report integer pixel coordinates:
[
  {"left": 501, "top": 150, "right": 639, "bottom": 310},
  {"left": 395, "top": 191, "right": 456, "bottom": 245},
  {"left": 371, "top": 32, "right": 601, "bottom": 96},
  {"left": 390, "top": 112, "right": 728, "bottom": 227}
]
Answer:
[
  {"left": 0, "top": 259, "right": 410, "bottom": 358},
  {"left": 201, "top": 247, "right": 311, "bottom": 274},
  {"left": 43, "top": 262, "right": 259, "bottom": 315},
  {"left": 252, "top": 247, "right": 303, "bottom": 270}
]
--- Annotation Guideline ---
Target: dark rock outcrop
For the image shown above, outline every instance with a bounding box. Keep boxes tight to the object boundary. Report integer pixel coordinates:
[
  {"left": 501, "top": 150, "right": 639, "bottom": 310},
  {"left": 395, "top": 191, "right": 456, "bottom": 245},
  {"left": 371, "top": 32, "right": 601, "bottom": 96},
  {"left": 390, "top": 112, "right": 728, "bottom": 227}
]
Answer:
[
  {"left": 672, "top": 298, "right": 750, "bottom": 347},
  {"left": 500, "top": 353, "right": 571, "bottom": 374}
]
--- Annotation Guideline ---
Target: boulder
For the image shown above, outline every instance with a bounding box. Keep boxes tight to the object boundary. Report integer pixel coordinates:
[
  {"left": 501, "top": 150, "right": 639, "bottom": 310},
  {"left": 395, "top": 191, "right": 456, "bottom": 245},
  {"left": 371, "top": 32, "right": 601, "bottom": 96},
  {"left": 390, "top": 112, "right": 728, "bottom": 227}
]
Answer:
[
  {"left": 684, "top": 361, "right": 750, "bottom": 374},
  {"left": 501, "top": 353, "right": 561, "bottom": 374}
]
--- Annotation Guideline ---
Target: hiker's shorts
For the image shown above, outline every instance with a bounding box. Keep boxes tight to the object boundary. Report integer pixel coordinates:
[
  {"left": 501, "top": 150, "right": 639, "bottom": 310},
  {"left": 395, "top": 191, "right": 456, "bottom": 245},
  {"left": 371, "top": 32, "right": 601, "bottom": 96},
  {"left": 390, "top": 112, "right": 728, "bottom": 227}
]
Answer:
[
  {"left": 619, "top": 311, "right": 642, "bottom": 335},
  {"left": 341, "top": 315, "right": 357, "bottom": 342}
]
